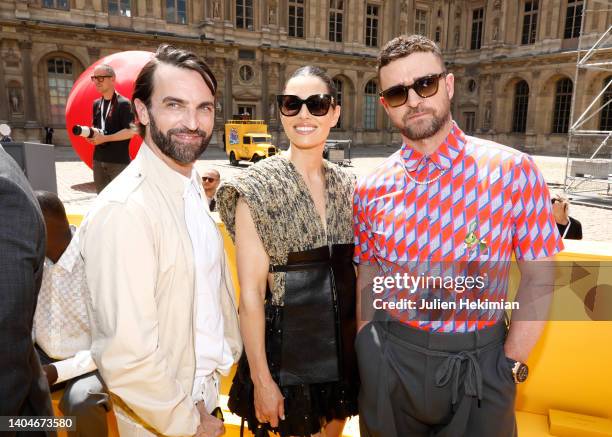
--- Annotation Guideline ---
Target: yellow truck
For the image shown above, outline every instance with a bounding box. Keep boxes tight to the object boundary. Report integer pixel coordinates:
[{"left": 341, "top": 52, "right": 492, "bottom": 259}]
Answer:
[{"left": 224, "top": 120, "right": 278, "bottom": 166}]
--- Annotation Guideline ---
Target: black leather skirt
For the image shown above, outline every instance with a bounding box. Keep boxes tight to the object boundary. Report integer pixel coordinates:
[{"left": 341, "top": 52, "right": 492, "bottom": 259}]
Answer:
[{"left": 228, "top": 244, "right": 359, "bottom": 437}]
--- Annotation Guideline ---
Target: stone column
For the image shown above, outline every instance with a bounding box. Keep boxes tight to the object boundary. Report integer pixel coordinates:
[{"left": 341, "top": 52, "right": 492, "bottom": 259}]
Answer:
[
  {"left": 276, "top": 62, "right": 286, "bottom": 135},
  {"left": 261, "top": 61, "right": 269, "bottom": 121},
  {"left": 224, "top": 0, "right": 231, "bottom": 22},
  {"left": 355, "top": 71, "right": 364, "bottom": 130},
  {"left": 19, "top": 40, "right": 38, "bottom": 127},
  {"left": 279, "top": 0, "right": 288, "bottom": 29},
  {"left": 549, "top": 0, "right": 562, "bottom": 39},
  {"left": 0, "top": 48, "right": 8, "bottom": 122},
  {"left": 224, "top": 58, "right": 234, "bottom": 120},
  {"left": 527, "top": 71, "right": 540, "bottom": 134}
]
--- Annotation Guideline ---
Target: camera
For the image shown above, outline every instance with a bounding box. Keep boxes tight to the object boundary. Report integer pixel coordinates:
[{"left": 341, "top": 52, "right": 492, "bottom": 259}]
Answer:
[{"left": 72, "top": 125, "right": 103, "bottom": 139}]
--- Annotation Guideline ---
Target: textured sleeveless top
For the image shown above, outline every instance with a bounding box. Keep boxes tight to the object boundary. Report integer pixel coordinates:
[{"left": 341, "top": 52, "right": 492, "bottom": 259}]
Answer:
[{"left": 217, "top": 154, "right": 355, "bottom": 305}]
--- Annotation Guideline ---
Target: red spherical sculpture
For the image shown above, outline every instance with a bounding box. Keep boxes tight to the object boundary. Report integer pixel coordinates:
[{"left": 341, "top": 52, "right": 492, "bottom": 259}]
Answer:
[{"left": 65, "top": 51, "right": 154, "bottom": 169}]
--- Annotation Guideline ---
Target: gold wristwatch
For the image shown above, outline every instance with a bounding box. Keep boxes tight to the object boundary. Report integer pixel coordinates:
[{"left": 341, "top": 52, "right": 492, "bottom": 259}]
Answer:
[{"left": 511, "top": 361, "right": 529, "bottom": 384}]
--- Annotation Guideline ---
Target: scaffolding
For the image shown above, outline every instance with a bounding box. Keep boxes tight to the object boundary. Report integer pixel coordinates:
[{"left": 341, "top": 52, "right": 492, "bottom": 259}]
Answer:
[{"left": 563, "top": 0, "right": 612, "bottom": 199}]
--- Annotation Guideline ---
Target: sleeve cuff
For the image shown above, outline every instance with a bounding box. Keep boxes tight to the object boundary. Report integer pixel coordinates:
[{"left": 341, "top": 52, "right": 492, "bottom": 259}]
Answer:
[{"left": 54, "top": 350, "right": 97, "bottom": 384}]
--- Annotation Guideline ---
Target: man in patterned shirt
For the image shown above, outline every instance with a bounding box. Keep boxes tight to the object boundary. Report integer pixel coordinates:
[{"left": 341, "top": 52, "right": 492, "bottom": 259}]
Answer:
[
  {"left": 33, "top": 191, "right": 109, "bottom": 437},
  {"left": 353, "top": 35, "right": 563, "bottom": 436}
]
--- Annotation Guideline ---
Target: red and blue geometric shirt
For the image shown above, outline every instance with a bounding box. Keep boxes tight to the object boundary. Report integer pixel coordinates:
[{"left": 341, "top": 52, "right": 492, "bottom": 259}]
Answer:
[{"left": 353, "top": 122, "right": 564, "bottom": 332}]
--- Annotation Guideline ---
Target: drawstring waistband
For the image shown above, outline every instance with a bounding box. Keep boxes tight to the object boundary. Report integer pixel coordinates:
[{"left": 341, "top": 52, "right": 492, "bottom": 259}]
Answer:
[{"left": 435, "top": 349, "right": 484, "bottom": 407}]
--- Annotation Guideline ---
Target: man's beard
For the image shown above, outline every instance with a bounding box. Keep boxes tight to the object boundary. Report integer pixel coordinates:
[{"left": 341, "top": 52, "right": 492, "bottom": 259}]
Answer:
[
  {"left": 149, "top": 114, "right": 212, "bottom": 164},
  {"left": 400, "top": 103, "right": 451, "bottom": 141}
]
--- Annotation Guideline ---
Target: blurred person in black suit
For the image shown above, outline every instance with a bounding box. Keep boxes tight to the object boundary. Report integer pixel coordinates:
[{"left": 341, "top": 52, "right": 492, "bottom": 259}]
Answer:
[{"left": 0, "top": 145, "right": 55, "bottom": 436}]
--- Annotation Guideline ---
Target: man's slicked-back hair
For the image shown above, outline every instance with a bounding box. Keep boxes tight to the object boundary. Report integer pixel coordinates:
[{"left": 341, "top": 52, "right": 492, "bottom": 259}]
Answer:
[
  {"left": 131, "top": 44, "right": 217, "bottom": 137},
  {"left": 377, "top": 34, "right": 445, "bottom": 78}
]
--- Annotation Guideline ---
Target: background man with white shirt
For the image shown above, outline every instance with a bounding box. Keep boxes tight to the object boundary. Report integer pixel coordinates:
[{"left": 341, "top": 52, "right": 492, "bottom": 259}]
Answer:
[
  {"left": 79, "top": 44, "right": 241, "bottom": 437},
  {"left": 33, "top": 190, "right": 109, "bottom": 437}
]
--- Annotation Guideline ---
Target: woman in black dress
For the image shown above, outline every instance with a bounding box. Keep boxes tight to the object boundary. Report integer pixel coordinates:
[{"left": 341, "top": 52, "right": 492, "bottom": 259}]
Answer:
[{"left": 217, "top": 66, "right": 358, "bottom": 436}]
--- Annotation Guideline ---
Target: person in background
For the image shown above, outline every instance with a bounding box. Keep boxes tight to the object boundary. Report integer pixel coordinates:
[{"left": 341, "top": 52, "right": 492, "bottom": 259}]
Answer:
[
  {"left": 44, "top": 126, "right": 54, "bottom": 145},
  {"left": 0, "top": 145, "right": 53, "bottom": 436},
  {"left": 552, "top": 194, "right": 583, "bottom": 240},
  {"left": 202, "top": 168, "right": 221, "bottom": 211},
  {"left": 89, "top": 63, "right": 136, "bottom": 194},
  {"left": 33, "top": 190, "right": 110, "bottom": 437}
]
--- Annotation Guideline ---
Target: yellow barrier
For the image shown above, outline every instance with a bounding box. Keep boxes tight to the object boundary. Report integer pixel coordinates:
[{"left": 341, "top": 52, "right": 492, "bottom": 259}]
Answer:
[{"left": 60, "top": 213, "right": 611, "bottom": 436}]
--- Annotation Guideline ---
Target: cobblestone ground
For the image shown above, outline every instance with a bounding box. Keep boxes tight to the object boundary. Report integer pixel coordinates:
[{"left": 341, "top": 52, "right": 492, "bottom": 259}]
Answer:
[{"left": 55, "top": 145, "right": 612, "bottom": 243}]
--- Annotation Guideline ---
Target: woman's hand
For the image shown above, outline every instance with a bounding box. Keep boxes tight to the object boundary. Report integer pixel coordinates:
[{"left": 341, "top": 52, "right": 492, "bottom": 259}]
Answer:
[{"left": 253, "top": 376, "right": 285, "bottom": 428}]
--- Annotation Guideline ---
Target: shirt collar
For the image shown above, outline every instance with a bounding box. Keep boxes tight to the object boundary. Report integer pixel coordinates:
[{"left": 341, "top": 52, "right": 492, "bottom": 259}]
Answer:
[
  {"left": 179, "top": 167, "right": 204, "bottom": 199},
  {"left": 400, "top": 121, "right": 467, "bottom": 172}
]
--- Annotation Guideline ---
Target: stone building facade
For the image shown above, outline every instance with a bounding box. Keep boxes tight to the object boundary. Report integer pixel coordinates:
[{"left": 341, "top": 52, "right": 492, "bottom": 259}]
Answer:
[{"left": 0, "top": 0, "right": 610, "bottom": 154}]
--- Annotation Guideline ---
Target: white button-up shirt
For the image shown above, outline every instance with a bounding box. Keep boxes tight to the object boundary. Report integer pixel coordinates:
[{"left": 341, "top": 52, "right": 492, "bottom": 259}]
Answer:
[{"left": 181, "top": 169, "right": 233, "bottom": 409}]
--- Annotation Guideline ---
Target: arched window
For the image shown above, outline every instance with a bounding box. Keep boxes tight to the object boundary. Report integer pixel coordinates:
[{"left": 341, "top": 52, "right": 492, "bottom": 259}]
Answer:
[
  {"left": 600, "top": 76, "right": 612, "bottom": 131},
  {"left": 47, "top": 57, "right": 74, "bottom": 125},
  {"left": 333, "top": 77, "right": 343, "bottom": 129},
  {"left": 364, "top": 80, "right": 377, "bottom": 130},
  {"left": 512, "top": 80, "right": 529, "bottom": 133},
  {"left": 552, "top": 78, "right": 573, "bottom": 133}
]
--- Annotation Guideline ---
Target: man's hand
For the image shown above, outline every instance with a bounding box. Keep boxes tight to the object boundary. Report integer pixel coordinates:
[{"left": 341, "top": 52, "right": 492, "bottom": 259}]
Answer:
[
  {"left": 42, "top": 364, "right": 58, "bottom": 387},
  {"left": 253, "top": 377, "right": 285, "bottom": 428},
  {"left": 88, "top": 132, "right": 107, "bottom": 146},
  {"left": 195, "top": 402, "right": 224, "bottom": 437},
  {"left": 552, "top": 196, "right": 569, "bottom": 225}
]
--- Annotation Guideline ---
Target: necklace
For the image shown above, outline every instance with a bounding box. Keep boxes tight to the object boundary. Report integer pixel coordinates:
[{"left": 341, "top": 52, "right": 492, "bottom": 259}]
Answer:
[{"left": 406, "top": 167, "right": 449, "bottom": 185}]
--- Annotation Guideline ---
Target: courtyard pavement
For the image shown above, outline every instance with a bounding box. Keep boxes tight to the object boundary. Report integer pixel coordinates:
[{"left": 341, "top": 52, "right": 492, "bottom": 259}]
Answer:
[{"left": 54, "top": 144, "right": 612, "bottom": 243}]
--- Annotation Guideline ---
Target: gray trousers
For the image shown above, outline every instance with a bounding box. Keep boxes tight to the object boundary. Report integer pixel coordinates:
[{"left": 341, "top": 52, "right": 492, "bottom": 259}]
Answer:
[
  {"left": 93, "top": 160, "right": 128, "bottom": 194},
  {"left": 37, "top": 346, "right": 110, "bottom": 437},
  {"left": 356, "top": 311, "right": 517, "bottom": 437}
]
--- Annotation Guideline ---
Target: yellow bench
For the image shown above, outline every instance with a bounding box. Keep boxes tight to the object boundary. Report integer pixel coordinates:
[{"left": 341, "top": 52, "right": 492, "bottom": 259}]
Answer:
[{"left": 56, "top": 214, "right": 611, "bottom": 436}]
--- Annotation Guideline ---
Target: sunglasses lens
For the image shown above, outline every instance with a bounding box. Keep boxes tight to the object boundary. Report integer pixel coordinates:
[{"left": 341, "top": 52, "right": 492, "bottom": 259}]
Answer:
[
  {"left": 414, "top": 76, "right": 439, "bottom": 98},
  {"left": 278, "top": 96, "right": 302, "bottom": 116},
  {"left": 383, "top": 86, "right": 408, "bottom": 108},
  {"left": 306, "top": 95, "right": 331, "bottom": 116}
]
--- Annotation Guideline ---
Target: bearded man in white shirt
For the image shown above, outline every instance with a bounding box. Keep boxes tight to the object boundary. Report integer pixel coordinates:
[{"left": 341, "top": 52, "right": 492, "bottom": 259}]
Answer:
[
  {"left": 33, "top": 190, "right": 109, "bottom": 437},
  {"left": 79, "top": 44, "right": 242, "bottom": 437}
]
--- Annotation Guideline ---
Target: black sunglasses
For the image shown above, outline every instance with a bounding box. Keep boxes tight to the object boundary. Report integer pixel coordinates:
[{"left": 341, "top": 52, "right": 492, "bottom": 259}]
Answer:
[
  {"left": 276, "top": 94, "right": 335, "bottom": 117},
  {"left": 379, "top": 72, "right": 447, "bottom": 108},
  {"left": 91, "top": 75, "right": 113, "bottom": 83}
]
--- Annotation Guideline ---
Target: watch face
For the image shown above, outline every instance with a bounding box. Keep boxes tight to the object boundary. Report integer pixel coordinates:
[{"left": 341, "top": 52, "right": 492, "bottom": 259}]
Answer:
[{"left": 516, "top": 363, "right": 529, "bottom": 383}]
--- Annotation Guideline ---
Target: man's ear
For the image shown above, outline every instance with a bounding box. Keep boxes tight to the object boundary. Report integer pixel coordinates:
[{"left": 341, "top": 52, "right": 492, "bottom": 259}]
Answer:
[
  {"left": 445, "top": 73, "right": 455, "bottom": 101},
  {"left": 380, "top": 96, "right": 391, "bottom": 116},
  {"left": 133, "top": 98, "right": 150, "bottom": 127}
]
